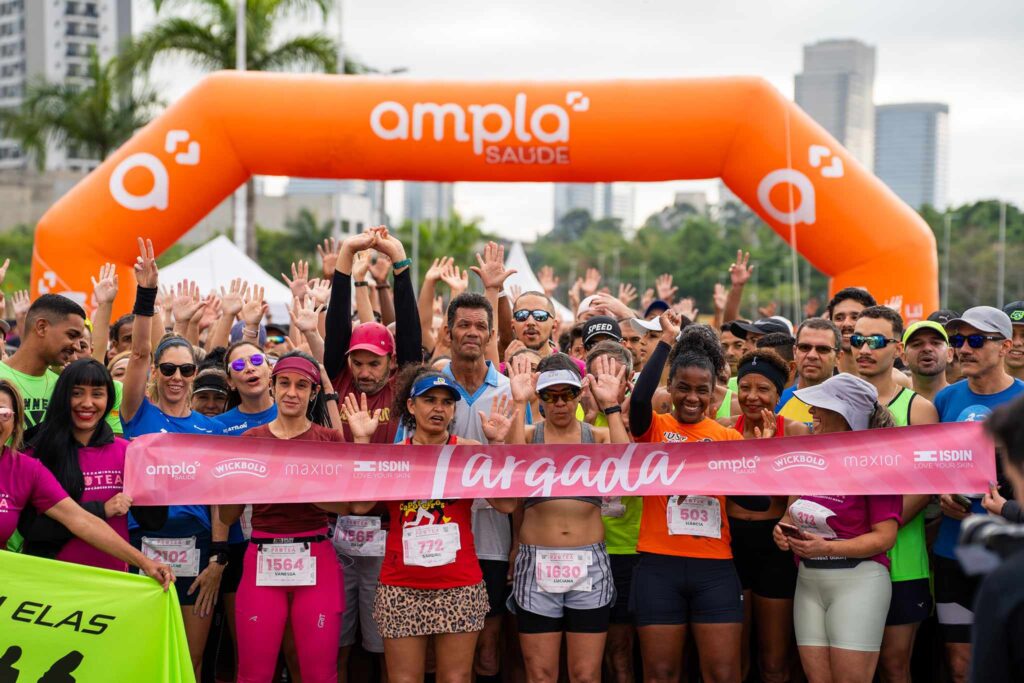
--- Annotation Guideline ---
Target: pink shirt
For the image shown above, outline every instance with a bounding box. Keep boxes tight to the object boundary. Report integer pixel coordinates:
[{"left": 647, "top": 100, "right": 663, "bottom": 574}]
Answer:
[
  {"left": 55, "top": 438, "right": 130, "bottom": 571},
  {"left": 790, "top": 494, "right": 902, "bottom": 568},
  {"left": 0, "top": 448, "right": 67, "bottom": 545}
]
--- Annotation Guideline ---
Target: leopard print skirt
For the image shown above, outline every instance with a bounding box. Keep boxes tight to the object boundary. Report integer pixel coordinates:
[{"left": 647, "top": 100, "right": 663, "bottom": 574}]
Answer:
[{"left": 373, "top": 580, "right": 489, "bottom": 639}]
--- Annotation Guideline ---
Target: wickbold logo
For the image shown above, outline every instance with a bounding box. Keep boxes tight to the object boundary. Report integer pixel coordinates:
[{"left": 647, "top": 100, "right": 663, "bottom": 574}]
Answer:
[
  {"left": 146, "top": 461, "right": 200, "bottom": 481},
  {"left": 772, "top": 452, "right": 827, "bottom": 473},
  {"left": 913, "top": 449, "right": 973, "bottom": 469},
  {"left": 211, "top": 457, "right": 269, "bottom": 479},
  {"left": 708, "top": 456, "right": 759, "bottom": 474},
  {"left": 369, "top": 92, "right": 588, "bottom": 165}
]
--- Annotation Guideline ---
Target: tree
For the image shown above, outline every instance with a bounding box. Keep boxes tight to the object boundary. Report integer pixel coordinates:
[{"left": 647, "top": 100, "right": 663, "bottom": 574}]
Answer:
[
  {"left": 126, "top": 0, "right": 357, "bottom": 257},
  {"left": 0, "top": 52, "right": 159, "bottom": 171},
  {"left": 255, "top": 208, "right": 333, "bottom": 277},
  {"left": 395, "top": 214, "right": 493, "bottom": 283}
]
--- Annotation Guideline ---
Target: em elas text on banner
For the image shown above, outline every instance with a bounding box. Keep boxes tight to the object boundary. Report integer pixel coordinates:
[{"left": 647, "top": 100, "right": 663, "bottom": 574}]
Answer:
[{"left": 0, "top": 552, "right": 193, "bottom": 683}]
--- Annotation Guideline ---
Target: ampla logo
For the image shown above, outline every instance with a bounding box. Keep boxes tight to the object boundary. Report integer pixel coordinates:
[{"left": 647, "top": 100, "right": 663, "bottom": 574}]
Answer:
[
  {"left": 913, "top": 449, "right": 973, "bottom": 469},
  {"left": 772, "top": 451, "right": 827, "bottom": 473},
  {"left": 146, "top": 461, "right": 200, "bottom": 481},
  {"left": 212, "top": 457, "right": 269, "bottom": 479},
  {"left": 709, "top": 456, "right": 759, "bottom": 474},
  {"left": 369, "top": 91, "right": 590, "bottom": 165}
]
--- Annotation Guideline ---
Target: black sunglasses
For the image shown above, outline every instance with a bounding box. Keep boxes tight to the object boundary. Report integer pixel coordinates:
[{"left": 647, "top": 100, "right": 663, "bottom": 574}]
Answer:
[
  {"left": 513, "top": 309, "right": 552, "bottom": 323},
  {"left": 795, "top": 343, "right": 838, "bottom": 355},
  {"left": 538, "top": 388, "right": 581, "bottom": 404},
  {"left": 950, "top": 334, "right": 1004, "bottom": 349},
  {"left": 849, "top": 334, "right": 900, "bottom": 350},
  {"left": 158, "top": 362, "right": 197, "bottom": 378}
]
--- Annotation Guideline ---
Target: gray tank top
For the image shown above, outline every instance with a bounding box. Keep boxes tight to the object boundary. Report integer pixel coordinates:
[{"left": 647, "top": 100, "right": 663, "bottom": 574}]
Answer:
[{"left": 523, "top": 422, "right": 602, "bottom": 510}]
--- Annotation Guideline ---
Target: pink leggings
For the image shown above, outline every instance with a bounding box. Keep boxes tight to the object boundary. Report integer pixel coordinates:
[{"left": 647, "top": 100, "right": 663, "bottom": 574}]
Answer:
[{"left": 236, "top": 536, "right": 345, "bottom": 683}]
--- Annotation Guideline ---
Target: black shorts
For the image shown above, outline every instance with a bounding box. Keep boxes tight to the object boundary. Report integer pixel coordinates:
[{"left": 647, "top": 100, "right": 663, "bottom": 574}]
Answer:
[
  {"left": 514, "top": 599, "right": 610, "bottom": 634},
  {"left": 629, "top": 553, "right": 744, "bottom": 626},
  {"left": 934, "top": 555, "right": 979, "bottom": 643},
  {"left": 479, "top": 559, "right": 510, "bottom": 618},
  {"left": 219, "top": 540, "right": 248, "bottom": 595},
  {"left": 886, "top": 577, "right": 933, "bottom": 626},
  {"left": 609, "top": 553, "right": 640, "bottom": 624},
  {"left": 729, "top": 517, "right": 797, "bottom": 600}
]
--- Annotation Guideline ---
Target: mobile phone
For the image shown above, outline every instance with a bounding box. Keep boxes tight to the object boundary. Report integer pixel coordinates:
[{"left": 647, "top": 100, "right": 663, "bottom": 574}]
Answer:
[
  {"left": 951, "top": 494, "right": 972, "bottom": 511},
  {"left": 778, "top": 522, "right": 805, "bottom": 539}
]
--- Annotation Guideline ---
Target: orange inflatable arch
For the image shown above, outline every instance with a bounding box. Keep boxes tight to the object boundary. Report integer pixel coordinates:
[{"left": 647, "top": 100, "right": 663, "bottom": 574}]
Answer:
[{"left": 32, "top": 72, "right": 937, "bottom": 321}]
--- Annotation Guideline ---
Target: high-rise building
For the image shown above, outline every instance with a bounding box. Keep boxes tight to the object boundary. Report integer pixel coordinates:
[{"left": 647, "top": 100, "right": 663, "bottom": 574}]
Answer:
[
  {"left": 795, "top": 39, "right": 876, "bottom": 170},
  {"left": 403, "top": 181, "right": 454, "bottom": 225},
  {"left": 874, "top": 103, "right": 950, "bottom": 210},
  {"left": 553, "top": 182, "right": 635, "bottom": 230},
  {"left": 1, "top": 0, "right": 133, "bottom": 171},
  {"left": 285, "top": 178, "right": 382, "bottom": 234}
]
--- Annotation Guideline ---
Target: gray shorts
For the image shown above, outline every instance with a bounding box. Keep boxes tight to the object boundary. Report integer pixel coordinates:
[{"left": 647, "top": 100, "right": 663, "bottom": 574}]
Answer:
[
  {"left": 338, "top": 552, "right": 385, "bottom": 653},
  {"left": 794, "top": 561, "right": 892, "bottom": 652},
  {"left": 509, "top": 542, "right": 615, "bottom": 619}
]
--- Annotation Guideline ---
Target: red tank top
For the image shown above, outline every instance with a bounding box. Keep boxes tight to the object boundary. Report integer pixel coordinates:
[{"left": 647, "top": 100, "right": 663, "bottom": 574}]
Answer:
[
  {"left": 379, "top": 435, "right": 483, "bottom": 589},
  {"left": 733, "top": 413, "right": 786, "bottom": 437}
]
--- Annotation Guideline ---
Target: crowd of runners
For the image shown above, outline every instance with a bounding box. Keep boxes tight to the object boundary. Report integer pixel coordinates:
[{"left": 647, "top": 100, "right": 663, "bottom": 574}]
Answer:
[{"left": 1, "top": 226, "right": 1023, "bottom": 683}]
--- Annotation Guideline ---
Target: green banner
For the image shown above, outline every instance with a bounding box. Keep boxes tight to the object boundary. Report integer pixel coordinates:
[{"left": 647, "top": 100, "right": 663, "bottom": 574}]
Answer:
[{"left": 0, "top": 551, "right": 193, "bottom": 682}]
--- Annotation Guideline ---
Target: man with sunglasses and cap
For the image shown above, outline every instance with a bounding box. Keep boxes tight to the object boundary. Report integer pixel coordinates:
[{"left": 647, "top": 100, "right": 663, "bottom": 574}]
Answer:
[
  {"left": 902, "top": 319, "right": 953, "bottom": 403},
  {"left": 850, "top": 306, "right": 937, "bottom": 683},
  {"left": 931, "top": 305, "right": 1024, "bottom": 683},
  {"left": 1002, "top": 301, "right": 1024, "bottom": 381}
]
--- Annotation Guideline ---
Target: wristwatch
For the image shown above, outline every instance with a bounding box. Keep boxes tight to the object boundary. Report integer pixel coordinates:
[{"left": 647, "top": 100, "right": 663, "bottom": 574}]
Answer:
[
  {"left": 210, "top": 551, "right": 229, "bottom": 566},
  {"left": 322, "top": 392, "right": 339, "bottom": 402}
]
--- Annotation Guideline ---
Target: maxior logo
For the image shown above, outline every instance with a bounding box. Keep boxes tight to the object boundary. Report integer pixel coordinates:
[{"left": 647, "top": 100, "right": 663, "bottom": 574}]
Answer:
[{"left": 369, "top": 91, "right": 590, "bottom": 165}]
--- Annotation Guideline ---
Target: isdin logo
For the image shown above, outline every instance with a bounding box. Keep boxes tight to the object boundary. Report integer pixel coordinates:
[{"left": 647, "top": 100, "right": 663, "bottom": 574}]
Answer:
[{"left": 369, "top": 92, "right": 590, "bottom": 164}]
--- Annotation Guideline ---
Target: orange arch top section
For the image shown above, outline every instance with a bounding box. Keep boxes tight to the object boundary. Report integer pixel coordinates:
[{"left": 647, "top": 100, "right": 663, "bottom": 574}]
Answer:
[{"left": 33, "top": 72, "right": 936, "bottom": 321}]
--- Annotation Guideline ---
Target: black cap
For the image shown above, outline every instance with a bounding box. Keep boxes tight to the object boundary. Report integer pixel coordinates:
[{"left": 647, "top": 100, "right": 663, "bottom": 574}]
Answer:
[
  {"left": 727, "top": 318, "right": 790, "bottom": 340},
  {"left": 1002, "top": 301, "right": 1024, "bottom": 325},
  {"left": 927, "top": 309, "right": 960, "bottom": 326},
  {"left": 582, "top": 316, "right": 622, "bottom": 347},
  {"left": 643, "top": 299, "right": 670, "bottom": 319},
  {"left": 193, "top": 373, "right": 228, "bottom": 396}
]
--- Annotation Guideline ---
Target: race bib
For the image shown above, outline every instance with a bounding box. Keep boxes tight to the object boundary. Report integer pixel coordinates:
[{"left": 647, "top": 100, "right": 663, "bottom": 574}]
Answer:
[
  {"left": 256, "top": 543, "right": 316, "bottom": 586},
  {"left": 790, "top": 499, "right": 838, "bottom": 540},
  {"left": 601, "top": 497, "right": 625, "bottom": 518},
  {"left": 666, "top": 496, "right": 722, "bottom": 539},
  {"left": 535, "top": 549, "right": 593, "bottom": 593},
  {"left": 141, "top": 536, "right": 200, "bottom": 578},
  {"left": 333, "top": 516, "right": 386, "bottom": 557},
  {"left": 403, "top": 523, "right": 461, "bottom": 567}
]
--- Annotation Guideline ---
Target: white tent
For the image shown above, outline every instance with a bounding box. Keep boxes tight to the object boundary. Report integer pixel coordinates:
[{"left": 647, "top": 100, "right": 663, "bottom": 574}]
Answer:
[
  {"left": 503, "top": 242, "right": 574, "bottom": 321},
  {"left": 160, "top": 235, "right": 293, "bottom": 323}
]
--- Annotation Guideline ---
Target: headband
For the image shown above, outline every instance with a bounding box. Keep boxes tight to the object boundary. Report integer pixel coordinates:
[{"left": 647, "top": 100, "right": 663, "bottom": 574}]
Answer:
[
  {"left": 271, "top": 356, "right": 321, "bottom": 386},
  {"left": 155, "top": 336, "right": 192, "bottom": 361},
  {"left": 736, "top": 355, "right": 787, "bottom": 397}
]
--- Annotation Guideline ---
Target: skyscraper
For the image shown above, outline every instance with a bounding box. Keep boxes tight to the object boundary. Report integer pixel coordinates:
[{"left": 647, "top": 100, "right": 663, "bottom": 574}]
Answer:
[
  {"left": 553, "top": 182, "right": 635, "bottom": 230},
  {"left": 403, "top": 181, "right": 454, "bottom": 225},
  {"left": 1, "top": 0, "right": 133, "bottom": 171},
  {"left": 795, "top": 39, "right": 876, "bottom": 170},
  {"left": 875, "top": 103, "right": 950, "bottom": 210}
]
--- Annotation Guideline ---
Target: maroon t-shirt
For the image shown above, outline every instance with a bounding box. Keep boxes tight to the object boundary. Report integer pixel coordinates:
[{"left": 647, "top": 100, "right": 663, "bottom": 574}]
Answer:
[
  {"left": 334, "top": 370, "right": 398, "bottom": 444},
  {"left": 242, "top": 423, "right": 343, "bottom": 535}
]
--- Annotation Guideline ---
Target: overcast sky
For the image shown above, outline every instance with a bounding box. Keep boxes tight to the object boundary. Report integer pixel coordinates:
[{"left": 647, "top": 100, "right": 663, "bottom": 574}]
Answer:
[{"left": 138, "top": 0, "right": 1024, "bottom": 240}]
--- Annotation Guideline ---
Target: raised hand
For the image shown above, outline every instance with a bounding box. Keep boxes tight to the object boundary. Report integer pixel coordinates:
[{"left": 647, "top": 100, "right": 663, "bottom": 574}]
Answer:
[
  {"left": 618, "top": 282, "right": 637, "bottom": 308},
  {"left": 640, "top": 288, "right": 655, "bottom": 312},
  {"left": 369, "top": 226, "right": 407, "bottom": 265},
  {"left": 171, "top": 279, "right": 203, "bottom": 322},
  {"left": 241, "top": 284, "right": 267, "bottom": 327},
  {"left": 341, "top": 392, "right": 381, "bottom": 441},
  {"left": 655, "top": 273, "right": 678, "bottom": 303},
  {"left": 471, "top": 241, "right": 517, "bottom": 290},
  {"left": 753, "top": 408, "right": 777, "bottom": 438},
  {"left": 352, "top": 251, "right": 371, "bottom": 282},
  {"left": 425, "top": 256, "right": 452, "bottom": 283},
  {"left": 659, "top": 310, "right": 682, "bottom": 344},
  {"left": 219, "top": 278, "right": 248, "bottom": 318},
  {"left": 729, "top": 250, "right": 754, "bottom": 287},
  {"left": 369, "top": 251, "right": 393, "bottom": 284},
  {"left": 758, "top": 301, "right": 777, "bottom": 319},
  {"left": 91, "top": 262, "right": 119, "bottom": 306},
  {"left": 568, "top": 278, "right": 584, "bottom": 311},
  {"left": 712, "top": 283, "right": 727, "bottom": 313},
  {"left": 133, "top": 237, "right": 158, "bottom": 288},
  {"left": 198, "top": 295, "right": 220, "bottom": 332},
  {"left": 282, "top": 260, "right": 310, "bottom": 301},
  {"left": 538, "top": 266, "right": 560, "bottom": 297},
  {"left": 507, "top": 353, "right": 537, "bottom": 404},
  {"left": 308, "top": 278, "right": 331, "bottom": 307},
  {"left": 581, "top": 268, "right": 602, "bottom": 297},
  {"left": 587, "top": 354, "right": 626, "bottom": 409},
  {"left": 440, "top": 260, "right": 469, "bottom": 298},
  {"left": 317, "top": 237, "right": 340, "bottom": 278},
  {"left": 0, "top": 258, "right": 10, "bottom": 286},
  {"left": 157, "top": 284, "right": 174, "bottom": 313},
  {"left": 12, "top": 290, "right": 30, "bottom": 320},
  {"left": 480, "top": 393, "right": 516, "bottom": 443},
  {"left": 343, "top": 229, "right": 379, "bottom": 255},
  {"left": 674, "top": 297, "right": 699, "bottom": 322},
  {"left": 289, "top": 295, "right": 322, "bottom": 333}
]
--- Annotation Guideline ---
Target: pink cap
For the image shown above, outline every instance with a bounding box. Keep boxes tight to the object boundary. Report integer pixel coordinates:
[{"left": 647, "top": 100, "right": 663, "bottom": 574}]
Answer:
[{"left": 348, "top": 322, "right": 395, "bottom": 356}]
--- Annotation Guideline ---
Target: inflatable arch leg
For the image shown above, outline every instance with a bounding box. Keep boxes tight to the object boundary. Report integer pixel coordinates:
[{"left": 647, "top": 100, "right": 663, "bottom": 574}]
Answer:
[{"left": 33, "top": 73, "right": 937, "bottom": 320}]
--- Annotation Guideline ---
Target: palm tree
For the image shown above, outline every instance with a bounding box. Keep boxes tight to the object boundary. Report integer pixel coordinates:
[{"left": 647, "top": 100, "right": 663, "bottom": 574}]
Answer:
[
  {"left": 126, "top": 0, "right": 388, "bottom": 256},
  {"left": 0, "top": 51, "right": 159, "bottom": 171}
]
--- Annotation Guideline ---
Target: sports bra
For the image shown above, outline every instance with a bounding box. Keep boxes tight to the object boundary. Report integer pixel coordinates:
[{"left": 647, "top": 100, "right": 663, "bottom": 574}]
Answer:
[{"left": 523, "top": 421, "right": 601, "bottom": 510}]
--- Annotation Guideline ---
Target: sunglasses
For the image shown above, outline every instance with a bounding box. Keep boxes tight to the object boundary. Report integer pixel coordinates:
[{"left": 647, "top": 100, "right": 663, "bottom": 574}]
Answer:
[
  {"left": 849, "top": 334, "right": 900, "bottom": 350},
  {"left": 950, "top": 334, "right": 1005, "bottom": 349},
  {"left": 229, "top": 353, "right": 266, "bottom": 373},
  {"left": 538, "top": 388, "right": 581, "bottom": 404},
  {"left": 267, "top": 335, "right": 287, "bottom": 345},
  {"left": 795, "top": 343, "right": 838, "bottom": 355},
  {"left": 158, "top": 362, "right": 197, "bottom": 378},
  {"left": 513, "top": 309, "right": 552, "bottom": 323},
  {"left": 0, "top": 407, "right": 13, "bottom": 423}
]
